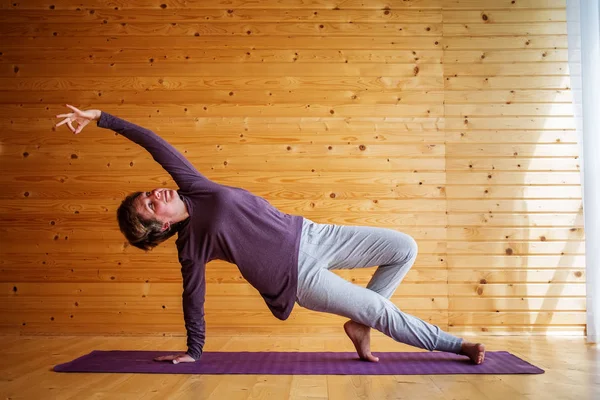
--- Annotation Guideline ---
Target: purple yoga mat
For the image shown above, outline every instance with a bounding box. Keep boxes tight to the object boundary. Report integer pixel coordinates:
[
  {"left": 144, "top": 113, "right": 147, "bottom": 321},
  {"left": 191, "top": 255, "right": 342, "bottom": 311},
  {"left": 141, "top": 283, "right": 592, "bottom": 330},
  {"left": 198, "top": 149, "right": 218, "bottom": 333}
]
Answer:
[{"left": 54, "top": 351, "right": 544, "bottom": 375}]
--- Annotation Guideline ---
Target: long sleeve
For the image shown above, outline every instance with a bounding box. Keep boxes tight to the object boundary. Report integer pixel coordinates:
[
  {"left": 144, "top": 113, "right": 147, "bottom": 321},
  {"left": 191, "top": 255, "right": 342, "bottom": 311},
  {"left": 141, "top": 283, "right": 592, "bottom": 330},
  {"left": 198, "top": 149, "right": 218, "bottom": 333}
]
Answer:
[
  {"left": 97, "top": 112, "right": 213, "bottom": 192},
  {"left": 179, "top": 256, "right": 206, "bottom": 360}
]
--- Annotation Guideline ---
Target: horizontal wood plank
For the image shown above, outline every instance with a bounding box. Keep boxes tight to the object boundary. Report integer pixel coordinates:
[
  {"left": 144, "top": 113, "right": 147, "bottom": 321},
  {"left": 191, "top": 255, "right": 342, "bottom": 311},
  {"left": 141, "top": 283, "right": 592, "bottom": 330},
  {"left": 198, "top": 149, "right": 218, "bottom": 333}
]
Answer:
[
  {"left": 450, "top": 297, "right": 585, "bottom": 311},
  {"left": 0, "top": 22, "right": 442, "bottom": 37},
  {"left": 0, "top": 89, "right": 445, "bottom": 105},
  {"left": 0, "top": 9, "right": 444, "bottom": 23},
  {"left": 447, "top": 255, "right": 585, "bottom": 268},
  {"left": 447, "top": 213, "right": 583, "bottom": 227},
  {"left": 0, "top": 0, "right": 446, "bottom": 10},
  {"left": 441, "top": 0, "right": 566, "bottom": 9},
  {"left": 0, "top": 36, "right": 444, "bottom": 49},
  {"left": 444, "top": 23, "right": 567, "bottom": 36},
  {"left": 443, "top": 10, "right": 566, "bottom": 23},
  {"left": 3, "top": 63, "right": 445, "bottom": 78},
  {"left": 445, "top": 49, "right": 571, "bottom": 64},
  {"left": 0, "top": 76, "right": 445, "bottom": 91},
  {"left": 0, "top": 49, "right": 444, "bottom": 64}
]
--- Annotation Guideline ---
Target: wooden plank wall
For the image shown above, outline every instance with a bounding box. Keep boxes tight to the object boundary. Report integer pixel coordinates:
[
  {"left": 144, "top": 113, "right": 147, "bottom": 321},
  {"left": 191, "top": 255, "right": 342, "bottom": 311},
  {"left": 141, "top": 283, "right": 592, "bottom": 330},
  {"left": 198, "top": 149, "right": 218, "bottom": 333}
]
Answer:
[{"left": 0, "top": 0, "right": 585, "bottom": 338}]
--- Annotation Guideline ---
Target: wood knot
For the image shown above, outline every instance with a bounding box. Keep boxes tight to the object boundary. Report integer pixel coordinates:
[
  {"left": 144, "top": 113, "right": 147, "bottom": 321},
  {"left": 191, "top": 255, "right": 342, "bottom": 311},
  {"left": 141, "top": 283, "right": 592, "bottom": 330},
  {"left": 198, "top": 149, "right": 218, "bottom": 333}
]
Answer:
[
  {"left": 574, "top": 271, "right": 583, "bottom": 278},
  {"left": 505, "top": 248, "right": 513, "bottom": 255},
  {"left": 359, "top": 144, "right": 366, "bottom": 151},
  {"left": 413, "top": 66, "right": 419, "bottom": 76},
  {"left": 479, "top": 279, "right": 487, "bottom": 284},
  {"left": 476, "top": 287, "right": 484, "bottom": 295},
  {"left": 540, "top": 236, "right": 546, "bottom": 241},
  {"left": 482, "top": 14, "right": 488, "bottom": 21}
]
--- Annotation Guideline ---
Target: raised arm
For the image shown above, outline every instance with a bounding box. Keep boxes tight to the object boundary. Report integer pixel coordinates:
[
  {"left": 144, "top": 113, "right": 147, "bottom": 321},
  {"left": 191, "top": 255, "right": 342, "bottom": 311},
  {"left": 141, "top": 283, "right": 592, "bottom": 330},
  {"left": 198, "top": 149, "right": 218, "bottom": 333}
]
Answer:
[{"left": 55, "top": 105, "right": 212, "bottom": 192}]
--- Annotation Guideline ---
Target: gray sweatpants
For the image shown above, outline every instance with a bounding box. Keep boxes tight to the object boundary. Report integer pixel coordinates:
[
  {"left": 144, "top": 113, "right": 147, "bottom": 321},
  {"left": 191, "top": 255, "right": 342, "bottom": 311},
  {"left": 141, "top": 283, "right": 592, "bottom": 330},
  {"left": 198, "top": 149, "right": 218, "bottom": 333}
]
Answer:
[{"left": 296, "top": 218, "right": 463, "bottom": 354}]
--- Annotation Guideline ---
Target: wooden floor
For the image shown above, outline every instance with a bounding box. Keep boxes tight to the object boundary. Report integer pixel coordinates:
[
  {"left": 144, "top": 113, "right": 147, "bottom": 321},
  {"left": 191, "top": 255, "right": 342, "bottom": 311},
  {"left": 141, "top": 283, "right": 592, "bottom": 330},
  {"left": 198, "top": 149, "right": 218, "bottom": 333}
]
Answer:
[{"left": 0, "top": 333, "right": 598, "bottom": 400}]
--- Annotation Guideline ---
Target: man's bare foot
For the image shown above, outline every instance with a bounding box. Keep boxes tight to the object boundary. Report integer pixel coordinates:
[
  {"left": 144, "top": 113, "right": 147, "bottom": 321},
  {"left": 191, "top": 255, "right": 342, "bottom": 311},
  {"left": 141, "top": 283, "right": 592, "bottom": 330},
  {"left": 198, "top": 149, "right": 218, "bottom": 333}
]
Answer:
[
  {"left": 460, "top": 342, "right": 486, "bottom": 364},
  {"left": 343, "top": 320, "right": 379, "bottom": 362}
]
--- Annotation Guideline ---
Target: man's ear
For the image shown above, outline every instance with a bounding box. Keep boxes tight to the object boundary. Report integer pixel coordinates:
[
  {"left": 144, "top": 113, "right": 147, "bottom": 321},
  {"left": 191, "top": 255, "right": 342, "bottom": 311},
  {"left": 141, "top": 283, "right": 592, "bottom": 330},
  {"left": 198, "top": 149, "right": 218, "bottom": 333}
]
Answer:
[{"left": 161, "top": 221, "right": 171, "bottom": 232}]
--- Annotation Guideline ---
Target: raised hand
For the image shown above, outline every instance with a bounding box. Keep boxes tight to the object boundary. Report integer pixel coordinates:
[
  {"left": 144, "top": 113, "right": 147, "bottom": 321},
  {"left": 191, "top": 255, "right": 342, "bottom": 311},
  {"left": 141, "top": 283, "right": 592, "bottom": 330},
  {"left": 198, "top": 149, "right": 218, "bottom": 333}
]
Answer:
[
  {"left": 55, "top": 104, "right": 101, "bottom": 134},
  {"left": 153, "top": 353, "right": 196, "bottom": 364}
]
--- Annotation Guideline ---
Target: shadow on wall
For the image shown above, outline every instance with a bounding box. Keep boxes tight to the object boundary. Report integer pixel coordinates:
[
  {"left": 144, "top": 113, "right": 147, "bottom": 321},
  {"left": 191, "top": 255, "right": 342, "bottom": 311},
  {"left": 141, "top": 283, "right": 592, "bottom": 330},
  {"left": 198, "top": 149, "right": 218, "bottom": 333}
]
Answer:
[{"left": 448, "top": 73, "right": 584, "bottom": 336}]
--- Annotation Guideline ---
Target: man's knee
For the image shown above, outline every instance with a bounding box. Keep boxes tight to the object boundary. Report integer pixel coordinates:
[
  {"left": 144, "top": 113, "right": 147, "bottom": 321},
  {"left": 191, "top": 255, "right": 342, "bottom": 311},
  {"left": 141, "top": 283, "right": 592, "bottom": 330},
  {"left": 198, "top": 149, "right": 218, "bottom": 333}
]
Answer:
[
  {"left": 394, "top": 232, "right": 418, "bottom": 265},
  {"left": 406, "top": 235, "right": 418, "bottom": 261}
]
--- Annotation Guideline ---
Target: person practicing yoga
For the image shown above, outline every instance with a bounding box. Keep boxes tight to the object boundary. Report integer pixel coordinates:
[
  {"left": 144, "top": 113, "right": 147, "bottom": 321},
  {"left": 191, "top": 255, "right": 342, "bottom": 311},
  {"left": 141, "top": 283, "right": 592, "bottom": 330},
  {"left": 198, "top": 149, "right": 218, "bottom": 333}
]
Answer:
[{"left": 55, "top": 105, "right": 485, "bottom": 365}]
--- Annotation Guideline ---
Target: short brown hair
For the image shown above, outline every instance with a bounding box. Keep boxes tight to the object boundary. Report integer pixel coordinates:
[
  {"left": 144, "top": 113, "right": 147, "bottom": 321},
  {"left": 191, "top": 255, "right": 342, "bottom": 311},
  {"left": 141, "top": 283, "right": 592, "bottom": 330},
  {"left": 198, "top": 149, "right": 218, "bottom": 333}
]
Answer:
[{"left": 116, "top": 191, "right": 179, "bottom": 251}]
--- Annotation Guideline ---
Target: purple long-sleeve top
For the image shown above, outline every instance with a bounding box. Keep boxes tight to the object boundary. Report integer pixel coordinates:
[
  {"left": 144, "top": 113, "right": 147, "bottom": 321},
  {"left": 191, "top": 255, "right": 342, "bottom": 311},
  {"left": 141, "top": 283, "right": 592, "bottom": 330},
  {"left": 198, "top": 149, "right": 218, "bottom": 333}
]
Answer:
[{"left": 98, "top": 112, "right": 304, "bottom": 360}]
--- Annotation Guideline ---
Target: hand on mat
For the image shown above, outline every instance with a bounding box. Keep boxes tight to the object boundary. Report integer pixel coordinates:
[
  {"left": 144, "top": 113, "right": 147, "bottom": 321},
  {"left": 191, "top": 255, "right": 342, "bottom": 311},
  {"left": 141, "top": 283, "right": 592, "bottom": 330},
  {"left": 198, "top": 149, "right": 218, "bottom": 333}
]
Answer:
[
  {"left": 153, "top": 353, "right": 196, "bottom": 364},
  {"left": 55, "top": 104, "right": 101, "bottom": 134}
]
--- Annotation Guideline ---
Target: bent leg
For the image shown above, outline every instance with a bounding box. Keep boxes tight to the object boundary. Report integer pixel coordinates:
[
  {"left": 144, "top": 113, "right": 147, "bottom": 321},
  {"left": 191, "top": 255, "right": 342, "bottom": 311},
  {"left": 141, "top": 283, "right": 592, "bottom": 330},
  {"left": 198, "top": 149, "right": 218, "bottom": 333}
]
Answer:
[
  {"left": 302, "top": 220, "right": 419, "bottom": 299},
  {"left": 296, "top": 265, "right": 463, "bottom": 354}
]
